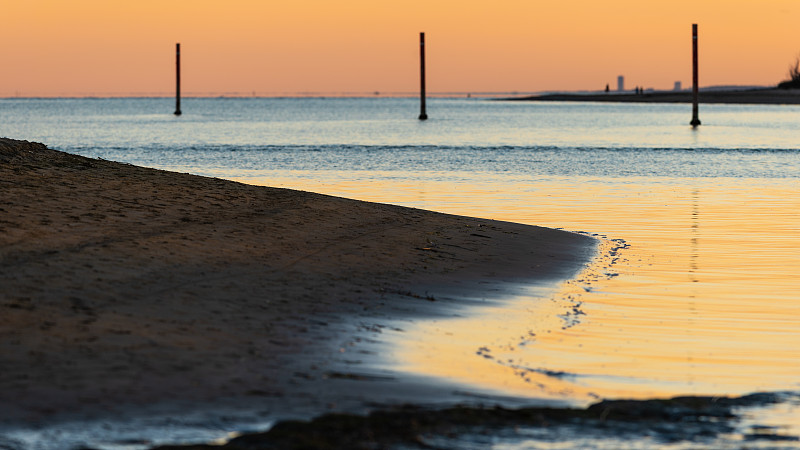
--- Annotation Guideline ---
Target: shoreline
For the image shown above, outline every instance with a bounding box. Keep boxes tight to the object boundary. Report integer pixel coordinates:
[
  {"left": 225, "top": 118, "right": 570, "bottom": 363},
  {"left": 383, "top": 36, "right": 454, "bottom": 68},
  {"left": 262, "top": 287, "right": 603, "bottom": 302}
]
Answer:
[
  {"left": 3, "top": 139, "right": 797, "bottom": 448},
  {"left": 504, "top": 87, "right": 800, "bottom": 104},
  {"left": 0, "top": 138, "right": 595, "bottom": 445}
]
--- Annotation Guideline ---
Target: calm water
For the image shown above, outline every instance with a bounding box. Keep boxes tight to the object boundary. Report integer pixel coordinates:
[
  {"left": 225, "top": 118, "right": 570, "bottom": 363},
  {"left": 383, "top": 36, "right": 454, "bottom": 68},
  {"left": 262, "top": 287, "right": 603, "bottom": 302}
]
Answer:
[{"left": 1, "top": 97, "right": 799, "bottom": 448}]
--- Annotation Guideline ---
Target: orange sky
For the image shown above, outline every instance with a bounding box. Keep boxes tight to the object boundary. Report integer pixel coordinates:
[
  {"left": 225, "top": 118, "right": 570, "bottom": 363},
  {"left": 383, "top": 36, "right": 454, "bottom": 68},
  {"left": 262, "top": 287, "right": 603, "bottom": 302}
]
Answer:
[{"left": 2, "top": 0, "right": 799, "bottom": 96}]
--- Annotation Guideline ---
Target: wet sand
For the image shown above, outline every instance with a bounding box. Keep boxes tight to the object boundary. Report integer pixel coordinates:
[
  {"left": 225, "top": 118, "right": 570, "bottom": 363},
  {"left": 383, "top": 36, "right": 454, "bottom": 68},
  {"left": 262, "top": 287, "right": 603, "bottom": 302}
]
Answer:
[
  {"left": 152, "top": 392, "right": 788, "bottom": 449},
  {"left": 0, "top": 138, "right": 595, "bottom": 432},
  {"left": 508, "top": 87, "right": 800, "bottom": 104}
]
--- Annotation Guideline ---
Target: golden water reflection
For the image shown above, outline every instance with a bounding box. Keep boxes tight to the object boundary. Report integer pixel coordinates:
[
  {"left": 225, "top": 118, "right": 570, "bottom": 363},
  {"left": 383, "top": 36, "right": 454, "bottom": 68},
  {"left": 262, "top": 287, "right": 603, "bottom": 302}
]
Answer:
[{"left": 240, "top": 172, "right": 799, "bottom": 402}]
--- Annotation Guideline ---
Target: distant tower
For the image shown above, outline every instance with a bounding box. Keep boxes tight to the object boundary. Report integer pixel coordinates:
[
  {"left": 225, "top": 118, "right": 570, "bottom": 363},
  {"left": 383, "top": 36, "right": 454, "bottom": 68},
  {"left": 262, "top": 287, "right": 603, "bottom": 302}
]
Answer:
[
  {"left": 674, "top": 81, "right": 682, "bottom": 91},
  {"left": 617, "top": 75, "right": 625, "bottom": 92}
]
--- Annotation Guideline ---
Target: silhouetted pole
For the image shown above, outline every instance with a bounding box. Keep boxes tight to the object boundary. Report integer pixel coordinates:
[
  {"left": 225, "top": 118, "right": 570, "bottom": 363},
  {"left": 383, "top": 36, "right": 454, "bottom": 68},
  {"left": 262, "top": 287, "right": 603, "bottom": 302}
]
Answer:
[
  {"left": 690, "top": 24, "right": 700, "bottom": 127},
  {"left": 174, "top": 43, "right": 182, "bottom": 116},
  {"left": 418, "top": 32, "right": 428, "bottom": 120}
]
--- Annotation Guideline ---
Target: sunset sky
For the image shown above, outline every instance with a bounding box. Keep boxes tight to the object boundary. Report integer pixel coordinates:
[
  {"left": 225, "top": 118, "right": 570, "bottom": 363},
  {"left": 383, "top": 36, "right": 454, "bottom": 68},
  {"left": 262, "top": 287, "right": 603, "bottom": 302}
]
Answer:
[{"left": 2, "top": 0, "right": 799, "bottom": 96}]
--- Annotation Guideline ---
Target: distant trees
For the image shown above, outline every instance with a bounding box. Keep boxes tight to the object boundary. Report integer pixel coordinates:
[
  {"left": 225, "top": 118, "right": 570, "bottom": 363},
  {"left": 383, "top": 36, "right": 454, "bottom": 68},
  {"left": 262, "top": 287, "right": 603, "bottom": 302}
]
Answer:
[{"left": 778, "top": 55, "right": 800, "bottom": 88}]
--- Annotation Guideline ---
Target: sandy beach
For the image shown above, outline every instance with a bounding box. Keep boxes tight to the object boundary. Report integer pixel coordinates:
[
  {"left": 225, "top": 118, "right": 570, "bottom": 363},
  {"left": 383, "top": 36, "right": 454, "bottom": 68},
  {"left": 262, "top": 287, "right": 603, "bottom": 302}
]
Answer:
[{"left": 0, "top": 138, "right": 595, "bottom": 438}]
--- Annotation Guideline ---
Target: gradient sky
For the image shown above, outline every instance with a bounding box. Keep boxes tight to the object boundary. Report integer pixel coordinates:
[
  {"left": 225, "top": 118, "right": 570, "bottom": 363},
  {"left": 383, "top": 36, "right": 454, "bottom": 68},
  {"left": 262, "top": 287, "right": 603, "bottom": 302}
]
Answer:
[{"left": 2, "top": 0, "right": 799, "bottom": 96}]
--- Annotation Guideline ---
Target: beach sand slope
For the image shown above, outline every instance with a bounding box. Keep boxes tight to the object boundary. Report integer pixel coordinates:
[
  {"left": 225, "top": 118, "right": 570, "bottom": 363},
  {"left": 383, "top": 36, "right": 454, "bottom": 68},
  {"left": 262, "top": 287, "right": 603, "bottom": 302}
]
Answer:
[{"left": 0, "top": 138, "right": 594, "bottom": 426}]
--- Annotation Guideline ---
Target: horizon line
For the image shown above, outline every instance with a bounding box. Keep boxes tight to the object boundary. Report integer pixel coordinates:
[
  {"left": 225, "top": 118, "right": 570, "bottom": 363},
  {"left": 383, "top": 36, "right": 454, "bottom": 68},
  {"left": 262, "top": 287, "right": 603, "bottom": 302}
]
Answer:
[
  {"left": 0, "top": 90, "right": 536, "bottom": 99},
  {"left": 0, "top": 85, "right": 774, "bottom": 100}
]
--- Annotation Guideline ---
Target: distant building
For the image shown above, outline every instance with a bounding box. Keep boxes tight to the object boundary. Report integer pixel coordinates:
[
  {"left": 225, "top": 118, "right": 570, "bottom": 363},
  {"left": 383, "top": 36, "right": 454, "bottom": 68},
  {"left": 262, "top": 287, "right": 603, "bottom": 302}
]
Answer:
[
  {"left": 617, "top": 76, "right": 625, "bottom": 92},
  {"left": 674, "top": 81, "right": 682, "bottom": 91}
]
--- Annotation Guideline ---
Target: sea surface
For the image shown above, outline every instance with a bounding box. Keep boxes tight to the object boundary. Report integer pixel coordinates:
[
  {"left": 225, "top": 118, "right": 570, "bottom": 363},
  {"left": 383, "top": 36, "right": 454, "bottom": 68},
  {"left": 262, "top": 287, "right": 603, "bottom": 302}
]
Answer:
[{"left": 1, "top": 97, "right": 799, "bottom": 449}]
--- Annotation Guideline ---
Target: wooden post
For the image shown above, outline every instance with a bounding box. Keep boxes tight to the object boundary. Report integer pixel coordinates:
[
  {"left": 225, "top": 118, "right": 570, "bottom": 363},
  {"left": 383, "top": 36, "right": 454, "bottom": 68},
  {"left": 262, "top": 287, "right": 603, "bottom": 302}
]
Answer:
[
  {"left": 174, "top": 43, "right": 182, "bottom": 116},
  {"left": 418, "top": 32, "right": 428, "bottom": 120},
  {"left": 690, "top": 24, "right": 700, "bottom": 127}
]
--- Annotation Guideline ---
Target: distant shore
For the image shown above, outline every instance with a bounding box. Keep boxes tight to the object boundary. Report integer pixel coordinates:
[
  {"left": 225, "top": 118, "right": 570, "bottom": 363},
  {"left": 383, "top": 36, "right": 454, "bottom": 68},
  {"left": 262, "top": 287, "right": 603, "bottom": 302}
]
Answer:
[{"left": 505, "top": 87, "right": 800, "bottom": 104}]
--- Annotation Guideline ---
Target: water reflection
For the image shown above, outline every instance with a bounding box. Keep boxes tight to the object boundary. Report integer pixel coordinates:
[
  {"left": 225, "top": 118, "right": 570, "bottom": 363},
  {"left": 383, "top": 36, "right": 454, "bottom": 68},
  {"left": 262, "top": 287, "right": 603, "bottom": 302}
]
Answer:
[{"left": 242, "top": 172, "right": 800, "bottom": 402}]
